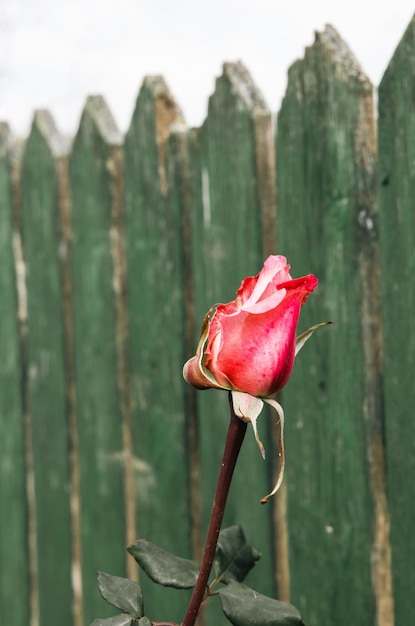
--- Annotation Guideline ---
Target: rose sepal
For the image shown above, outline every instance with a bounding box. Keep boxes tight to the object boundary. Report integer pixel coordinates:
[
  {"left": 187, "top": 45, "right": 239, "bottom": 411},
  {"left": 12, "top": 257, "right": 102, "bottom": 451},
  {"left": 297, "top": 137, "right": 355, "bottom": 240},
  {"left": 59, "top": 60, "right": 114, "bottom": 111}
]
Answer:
[
  {"left": 260, "top": 398, "right": 285, "bottom": 504},
  {"left": 231, "top": 391, "right": 285, "bottom": 504},
  {"left": 183, "top": 305, "right": 231, "bottom": 391},
  {"left": 231, "top": 392, "right": 266, "bottom": 459},
  {"left": 295, "top": 321, "right": 333, "bottom": 356}
]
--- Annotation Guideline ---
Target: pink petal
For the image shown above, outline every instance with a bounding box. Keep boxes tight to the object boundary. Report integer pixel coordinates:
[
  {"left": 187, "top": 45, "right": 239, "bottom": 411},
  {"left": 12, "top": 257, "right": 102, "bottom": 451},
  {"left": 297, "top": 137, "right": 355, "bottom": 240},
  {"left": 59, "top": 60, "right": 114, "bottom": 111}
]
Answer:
[
  {"left": 240, "top": 255, "right": 290, "bottom": 310},
  {"left": 241, "top": 288, "right": 286, "bottom": 314}
]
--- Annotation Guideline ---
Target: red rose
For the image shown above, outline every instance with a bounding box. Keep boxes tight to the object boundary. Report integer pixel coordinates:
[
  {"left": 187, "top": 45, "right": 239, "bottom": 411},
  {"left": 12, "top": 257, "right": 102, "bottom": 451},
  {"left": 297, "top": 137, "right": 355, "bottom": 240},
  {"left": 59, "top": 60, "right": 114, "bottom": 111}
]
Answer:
[
  {"left": 184, "top": 256, "right": 327, "bottom": 502},
  {"left": 183, "top": 255, "right": 318, "bottom": 397}
]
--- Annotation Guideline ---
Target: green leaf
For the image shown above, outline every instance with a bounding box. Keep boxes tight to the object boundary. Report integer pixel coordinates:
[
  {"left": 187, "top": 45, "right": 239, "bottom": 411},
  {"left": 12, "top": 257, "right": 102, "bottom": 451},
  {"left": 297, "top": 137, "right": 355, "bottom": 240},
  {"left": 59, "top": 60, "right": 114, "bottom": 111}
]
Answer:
[
  {"left": 214, "top": 526, "right": 261, "bottom": 584},
  {"left": 127, "top": 539, "right": 199, "bottom": 589},
  {"left": 97, "top": 572, "right": 143, "bottom": 616},
  {"left": 90, "top": 614, "right": 133, "bottom": 626},
  {"left": 218, "top": 582, "right": 304, "bottom": 626},
  {"left": 137, "top": 619, "right": 152, "bottom": 626}
]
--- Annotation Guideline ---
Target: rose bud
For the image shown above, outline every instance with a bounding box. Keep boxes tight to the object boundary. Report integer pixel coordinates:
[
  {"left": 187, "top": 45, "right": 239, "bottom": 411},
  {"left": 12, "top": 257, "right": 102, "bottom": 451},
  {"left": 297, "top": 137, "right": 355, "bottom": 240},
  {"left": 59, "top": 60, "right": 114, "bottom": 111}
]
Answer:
[{"left": 183, "top": 255, "right": 328, "bottom": 502}]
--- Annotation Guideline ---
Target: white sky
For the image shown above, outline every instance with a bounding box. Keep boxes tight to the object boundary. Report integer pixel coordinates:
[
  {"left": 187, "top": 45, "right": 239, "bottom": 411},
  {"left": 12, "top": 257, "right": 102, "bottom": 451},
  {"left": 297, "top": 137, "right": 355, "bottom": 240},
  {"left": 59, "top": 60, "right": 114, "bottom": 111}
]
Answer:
[{"left": 0, "top": 1, "right": 413, "bottom": 137}]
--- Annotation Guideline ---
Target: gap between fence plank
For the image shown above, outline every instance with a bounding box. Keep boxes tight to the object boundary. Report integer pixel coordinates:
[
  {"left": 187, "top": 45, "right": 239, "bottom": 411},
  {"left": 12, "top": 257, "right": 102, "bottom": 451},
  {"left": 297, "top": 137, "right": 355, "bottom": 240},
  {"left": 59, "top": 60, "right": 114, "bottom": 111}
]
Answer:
[
  {"left": 11, "top": 149, "right": 39, "bottom": 626},
  {"left": 57, "top": 151, "right": 84, "bottom": 626},
  {"left": 356, "top": 88, "right": 394, "bottom": 626}
]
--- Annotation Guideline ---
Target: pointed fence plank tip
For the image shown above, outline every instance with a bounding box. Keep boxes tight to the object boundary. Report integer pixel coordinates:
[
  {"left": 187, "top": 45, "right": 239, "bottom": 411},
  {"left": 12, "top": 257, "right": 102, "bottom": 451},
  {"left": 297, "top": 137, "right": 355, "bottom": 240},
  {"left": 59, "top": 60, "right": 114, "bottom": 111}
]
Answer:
[
  {"left": 131, "top": 75, "right": 185, "bottom": 129},
  {"left": 127, "top": 74, "right": 185, "bottom": 196},
  {"left": 29, "top": 109, "right": 70, "bottom": 158},
  {"left": 317, "top": 23, "right": 369, "bottom": 84},
  {"left": 380, "top": 12, "right": 415, "bottom": 86},
  {"left": 76, "top": 94, "right": 122, "bottom": 146},
  {"left": 143, "top": 75, "right": 180, "bottom": 103},
  {"left": 222, "top": 61, "right": 269, "bottom": 113}
]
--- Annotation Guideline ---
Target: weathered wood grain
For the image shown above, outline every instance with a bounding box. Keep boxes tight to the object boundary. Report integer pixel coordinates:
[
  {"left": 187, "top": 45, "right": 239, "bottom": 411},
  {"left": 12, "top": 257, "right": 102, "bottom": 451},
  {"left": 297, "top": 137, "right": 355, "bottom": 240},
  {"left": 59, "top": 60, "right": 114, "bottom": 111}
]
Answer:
[
  {"left": 277, "top": 25, "right": 390, "bottom": 626},
  {"left": 378, "top": 14, "right": 415, "bottom": 626}
]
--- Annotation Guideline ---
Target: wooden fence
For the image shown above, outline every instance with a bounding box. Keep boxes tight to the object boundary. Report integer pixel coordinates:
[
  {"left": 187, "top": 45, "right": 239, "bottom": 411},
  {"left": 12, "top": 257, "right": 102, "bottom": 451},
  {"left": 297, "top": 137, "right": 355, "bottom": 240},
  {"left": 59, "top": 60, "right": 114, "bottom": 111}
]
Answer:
[{"left": 1, "top": 17, "right": 414, "bottom": 626}]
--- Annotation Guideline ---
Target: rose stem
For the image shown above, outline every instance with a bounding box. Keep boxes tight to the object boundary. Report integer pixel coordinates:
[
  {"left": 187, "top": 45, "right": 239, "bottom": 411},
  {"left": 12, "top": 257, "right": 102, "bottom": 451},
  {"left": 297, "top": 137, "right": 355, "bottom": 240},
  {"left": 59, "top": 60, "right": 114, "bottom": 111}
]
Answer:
[{"left": 182, "top": 392, "right": 247, "bottom": 626}]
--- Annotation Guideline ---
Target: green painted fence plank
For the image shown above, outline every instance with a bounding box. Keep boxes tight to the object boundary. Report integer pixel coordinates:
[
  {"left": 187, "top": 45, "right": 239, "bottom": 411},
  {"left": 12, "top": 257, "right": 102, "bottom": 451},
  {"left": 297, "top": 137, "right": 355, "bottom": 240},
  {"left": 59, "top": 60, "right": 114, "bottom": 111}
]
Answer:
[
  {"left": 378, "top": 14, "right": 415, "bottom": 626},
  {"left": 20, "top": 111, "right": 74, "bottom": 626},
  {"left": 123, "top": 77, "right": 192, "bottom": 624},
  {"left": 276, "top": 25, "right": 385, "bottom": 626},
  {"left": 185, "top": 62, "right": 277, "bottom": 624},
  {"left": 69, "top": 97, "right": 126, "bottom": 624},
  {"left": 0, "top": 125, "right": 29, "bottom": 626}
]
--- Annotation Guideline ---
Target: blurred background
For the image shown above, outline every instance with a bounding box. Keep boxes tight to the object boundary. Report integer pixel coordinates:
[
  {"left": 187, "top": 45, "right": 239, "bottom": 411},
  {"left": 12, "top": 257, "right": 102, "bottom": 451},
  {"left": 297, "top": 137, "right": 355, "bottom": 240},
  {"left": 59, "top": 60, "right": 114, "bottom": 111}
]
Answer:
[{"left": 0, "top": 0, "right": 413, "bottom": 133}]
